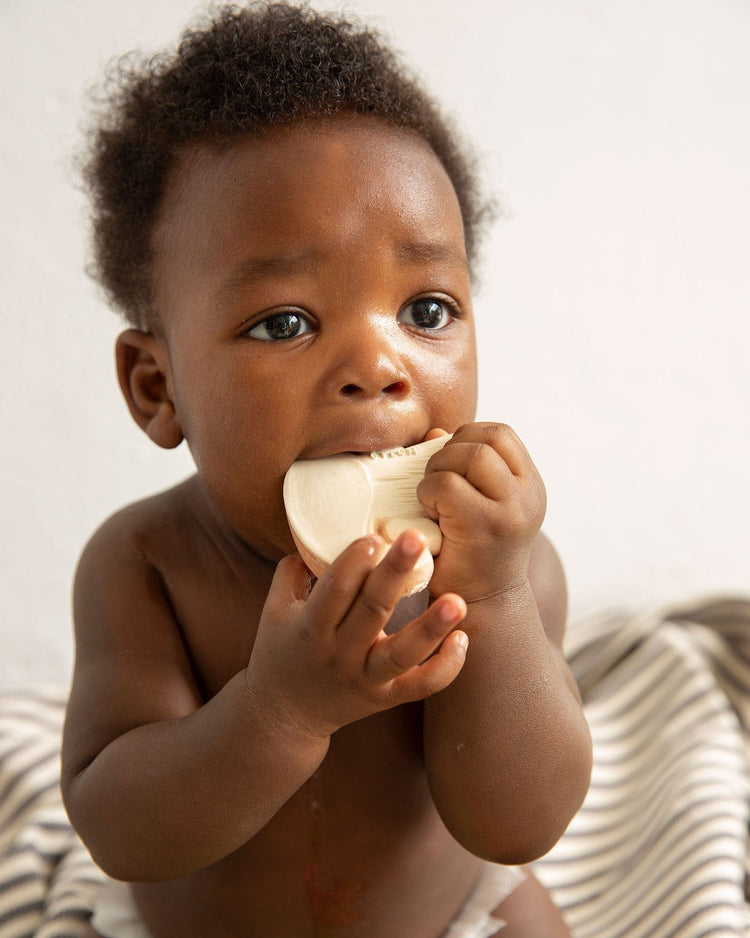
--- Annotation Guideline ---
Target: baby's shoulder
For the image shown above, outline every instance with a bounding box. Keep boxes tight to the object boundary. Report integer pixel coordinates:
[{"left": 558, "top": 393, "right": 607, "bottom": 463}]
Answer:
[
  {"left": 72, "top": 475, "right": 222, "bottom": 649},
  {"left": 76, "top": 476, "right": 201, "bottom": 581}
]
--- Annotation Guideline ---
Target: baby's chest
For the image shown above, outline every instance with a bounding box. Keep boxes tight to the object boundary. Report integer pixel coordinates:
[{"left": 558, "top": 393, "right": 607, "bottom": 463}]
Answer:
[
  {"left": 236, "top": 708, "right": 443, "bottom": 874},
  {"left": 165, "top": 570, "right": 265, "bottom": 696}
]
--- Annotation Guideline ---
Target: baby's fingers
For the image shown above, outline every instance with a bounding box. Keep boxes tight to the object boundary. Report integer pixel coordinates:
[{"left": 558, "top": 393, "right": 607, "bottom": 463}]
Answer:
[
  {"left": 365, "top": 594, "right": 467, "bottom": 685},
  {"left": 336, "top": 530, "right": 431, "bottom": 648},
  {"left": 384, "top": 629, "right": 468, "bottom": 703}
]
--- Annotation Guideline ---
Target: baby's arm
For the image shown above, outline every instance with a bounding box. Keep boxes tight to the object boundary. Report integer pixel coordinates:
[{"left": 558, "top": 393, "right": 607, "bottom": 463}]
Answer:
[
  {"left": 420, "top": 424, "right": 592, "bottom": 864},
  {"left": 62, "top": 509, "right": 466, "bottom": 882}
]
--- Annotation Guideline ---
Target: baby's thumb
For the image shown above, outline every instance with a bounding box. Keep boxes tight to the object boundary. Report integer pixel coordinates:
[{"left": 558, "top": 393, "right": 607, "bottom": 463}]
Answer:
[{"left": 266, "top": 553, "right": 315, "bottom": 611}]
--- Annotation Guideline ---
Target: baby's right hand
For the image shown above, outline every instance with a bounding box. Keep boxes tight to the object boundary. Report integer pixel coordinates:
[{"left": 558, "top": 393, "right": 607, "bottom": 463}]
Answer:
[{"left": 244, "top": 532, "right": 468, "bottom": 739}]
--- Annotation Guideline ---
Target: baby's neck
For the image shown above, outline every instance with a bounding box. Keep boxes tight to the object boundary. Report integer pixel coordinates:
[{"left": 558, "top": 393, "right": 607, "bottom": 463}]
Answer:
[{"left": 185, "top": 474, "right": 281, "bottom": 577}]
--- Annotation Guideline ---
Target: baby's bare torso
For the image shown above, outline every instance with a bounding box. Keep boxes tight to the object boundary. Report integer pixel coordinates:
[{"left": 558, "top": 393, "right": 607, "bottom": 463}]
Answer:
[
  {"left": 127, "top": 479, "right": 483, "bottom": 938},
  {"left": 133, "top": 716, "right": 482, "bottom": 937}
]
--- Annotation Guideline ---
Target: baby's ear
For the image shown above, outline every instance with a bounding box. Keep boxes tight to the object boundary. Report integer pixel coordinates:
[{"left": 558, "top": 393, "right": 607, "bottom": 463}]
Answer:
[{"left": 115, "top": 329, "right": 184, "bottom": 449}]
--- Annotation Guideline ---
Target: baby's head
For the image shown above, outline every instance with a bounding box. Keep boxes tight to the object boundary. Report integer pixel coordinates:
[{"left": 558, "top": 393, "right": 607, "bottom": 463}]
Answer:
[
  {"left": 84, "top": 2, "right": 491, "bottom": 556},
  {"left": 83, "top": 1, "right": 492, "bottom": 331}
]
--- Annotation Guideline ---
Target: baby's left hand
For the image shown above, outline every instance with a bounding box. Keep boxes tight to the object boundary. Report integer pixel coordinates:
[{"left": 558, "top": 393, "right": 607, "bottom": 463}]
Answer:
[{"left": 418, "top": 423, "right": 547, "bottom": 602}]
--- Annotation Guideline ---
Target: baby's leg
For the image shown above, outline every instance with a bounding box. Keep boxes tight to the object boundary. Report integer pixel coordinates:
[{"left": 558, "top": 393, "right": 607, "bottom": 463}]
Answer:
[{"left": 491, "top": 868, "right": 571, "bottom": 938}]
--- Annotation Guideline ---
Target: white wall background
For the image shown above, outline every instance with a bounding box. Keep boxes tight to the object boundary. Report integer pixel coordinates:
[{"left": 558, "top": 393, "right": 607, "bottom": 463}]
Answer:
[{"left": 1, "top": 0, "right": 748, "bottom": 690}]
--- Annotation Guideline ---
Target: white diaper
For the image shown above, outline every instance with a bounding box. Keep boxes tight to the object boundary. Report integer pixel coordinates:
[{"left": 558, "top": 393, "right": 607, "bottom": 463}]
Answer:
[
  {"left": 441, "top": 864, "right": 526, "bottom": 937},
  {"left": 90, "top": 863, "right": 524, "bottom": 938},
  {"left": 90, "top": 879, "right": 152, "bottom": 938}
]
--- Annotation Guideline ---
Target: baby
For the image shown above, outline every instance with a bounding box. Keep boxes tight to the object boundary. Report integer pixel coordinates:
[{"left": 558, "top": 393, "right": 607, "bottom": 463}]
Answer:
[{"left": 61, "top": 4, "right": 592, "bottom": 937}]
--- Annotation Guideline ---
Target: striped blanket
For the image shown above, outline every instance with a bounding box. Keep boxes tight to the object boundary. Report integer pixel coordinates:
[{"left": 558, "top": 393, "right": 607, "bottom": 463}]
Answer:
[{"left": 1, "top": 596, "right": 749, "bottom": 937}]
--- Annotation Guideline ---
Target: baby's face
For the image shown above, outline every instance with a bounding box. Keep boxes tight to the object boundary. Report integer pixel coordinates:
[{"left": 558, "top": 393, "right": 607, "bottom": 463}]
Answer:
[{"left": 150, "top": 116, "right": 478, "bottom": 559}]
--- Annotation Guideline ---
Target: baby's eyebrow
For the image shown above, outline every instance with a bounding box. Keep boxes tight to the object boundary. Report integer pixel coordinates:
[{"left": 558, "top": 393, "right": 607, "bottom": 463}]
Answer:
[
  {"left": 216, "top": 251, "right": 322, "bottom": 299},
  {"left": 396, "top": 240, "right": 468, "bottom": 269},
  {"left": 215, "top": 240, "right": 467, "bottom": 302}
]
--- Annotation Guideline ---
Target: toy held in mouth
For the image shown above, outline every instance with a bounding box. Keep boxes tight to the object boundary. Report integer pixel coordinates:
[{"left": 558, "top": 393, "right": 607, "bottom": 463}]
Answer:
[{"left": 283, "top": 435, "right": 451, "bottom": 595}]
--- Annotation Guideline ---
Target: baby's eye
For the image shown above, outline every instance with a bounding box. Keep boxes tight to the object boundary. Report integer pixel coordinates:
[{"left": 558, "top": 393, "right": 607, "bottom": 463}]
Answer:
[
  {"left": 398, "top": 298, "right": 455, "bottom": 331},
  {"left": 246, "top": 311, "right": 312, "bottom": 341}
]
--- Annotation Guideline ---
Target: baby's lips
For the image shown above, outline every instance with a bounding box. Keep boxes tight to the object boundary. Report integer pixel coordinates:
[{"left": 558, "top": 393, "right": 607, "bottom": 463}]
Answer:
[{"left": 283, "top": 435, "right": 452, "bottom": 596}]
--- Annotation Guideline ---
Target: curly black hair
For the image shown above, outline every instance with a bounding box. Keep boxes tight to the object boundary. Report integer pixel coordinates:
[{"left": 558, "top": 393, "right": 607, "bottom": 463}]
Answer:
[{"left": 82, "top": 2, "right": 494, "bottom": 329}]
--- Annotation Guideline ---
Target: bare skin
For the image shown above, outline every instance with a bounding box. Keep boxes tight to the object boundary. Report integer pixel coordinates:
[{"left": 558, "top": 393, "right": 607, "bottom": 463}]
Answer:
[{"left": 62, "top": 117, "right": 591, "bottom": 937}]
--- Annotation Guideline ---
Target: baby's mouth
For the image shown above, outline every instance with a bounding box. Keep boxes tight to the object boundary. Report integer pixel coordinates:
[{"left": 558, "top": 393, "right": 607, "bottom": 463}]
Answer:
[
  {"left": 338, "top": 443, "right": 417, "bottom": 460},
  {"left": 283, "top": 434, "right": 451, "bottom": 596},
  {"left": 299, "top": 422, "right": 429, "bottom": 462},
  {"left": 309, "top": 440, "right": 417, "bottom": 461}
]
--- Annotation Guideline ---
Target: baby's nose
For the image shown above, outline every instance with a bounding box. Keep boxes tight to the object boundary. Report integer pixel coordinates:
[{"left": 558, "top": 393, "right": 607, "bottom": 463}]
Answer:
[
  {"left": 330, "top": 332, "right": 412, "bottom": 401},
  {"left": 339, "top": 371, "right": 408, "bottom": 399}
]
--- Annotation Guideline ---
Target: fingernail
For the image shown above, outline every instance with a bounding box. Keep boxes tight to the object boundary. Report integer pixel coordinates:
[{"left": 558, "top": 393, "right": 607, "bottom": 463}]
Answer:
[
  {"left": 360, "top": 534, "right": 383, "bottom": 557},
  {"left": 439, "top": 601, "right": 459, "bottom": 623},
  {"left": 399, "top": 531, "right": 424, "bottom": 558}
]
